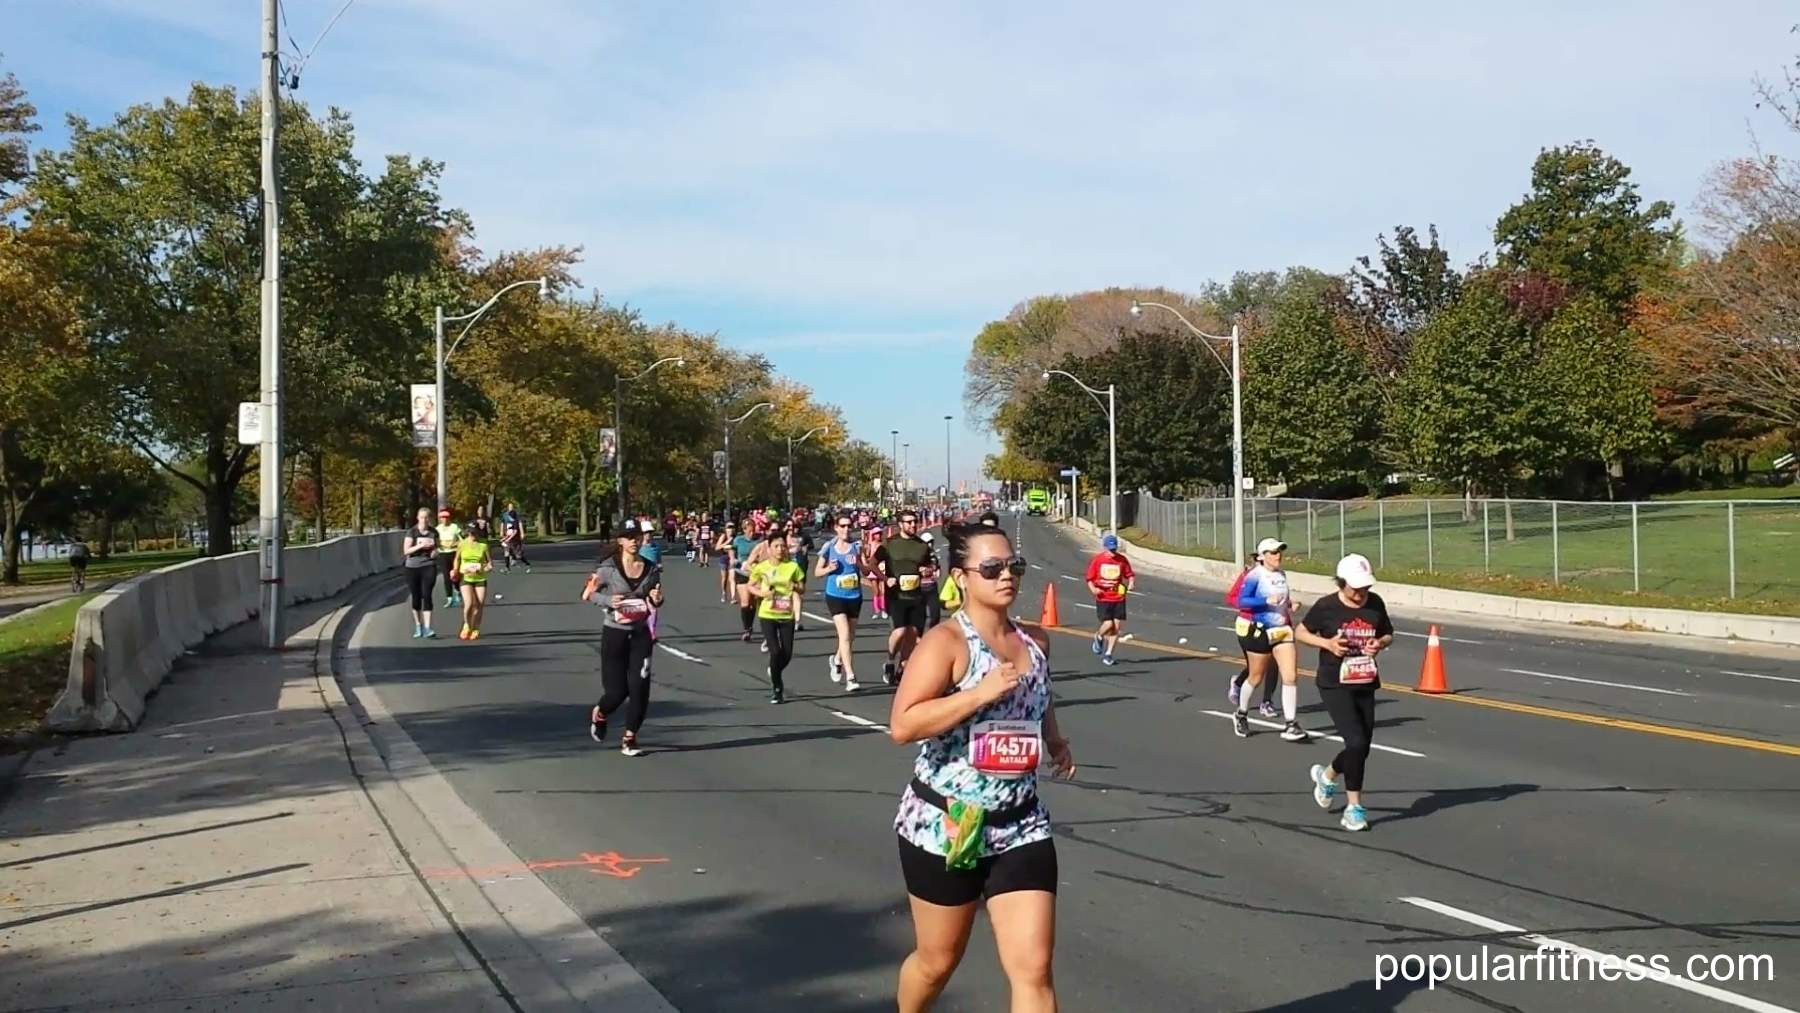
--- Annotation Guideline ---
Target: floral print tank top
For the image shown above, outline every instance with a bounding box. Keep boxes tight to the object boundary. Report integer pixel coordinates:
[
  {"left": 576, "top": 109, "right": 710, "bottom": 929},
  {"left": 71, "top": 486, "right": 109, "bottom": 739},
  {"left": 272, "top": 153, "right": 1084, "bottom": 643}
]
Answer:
[{"left": 893, "top": 611, "right": 1053, "bottom": 858}]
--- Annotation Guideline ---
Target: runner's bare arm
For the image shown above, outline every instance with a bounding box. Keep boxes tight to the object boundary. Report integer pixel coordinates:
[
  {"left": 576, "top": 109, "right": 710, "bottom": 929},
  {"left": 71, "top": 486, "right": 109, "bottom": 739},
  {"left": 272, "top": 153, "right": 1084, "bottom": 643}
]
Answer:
[{"left": 888, "top": 627, "right": 989, "bottom": 744}]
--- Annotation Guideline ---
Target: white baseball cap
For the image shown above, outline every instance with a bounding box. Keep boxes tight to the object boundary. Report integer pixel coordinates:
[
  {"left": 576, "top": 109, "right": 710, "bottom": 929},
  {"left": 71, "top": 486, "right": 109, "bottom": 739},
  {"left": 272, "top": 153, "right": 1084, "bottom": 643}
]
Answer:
[
  {"left": 1336, "top": 553, "right": 1376, "bottom": 589},
  {"left": 1255, "top": 537, "right": 1287, "bottom": 556}
]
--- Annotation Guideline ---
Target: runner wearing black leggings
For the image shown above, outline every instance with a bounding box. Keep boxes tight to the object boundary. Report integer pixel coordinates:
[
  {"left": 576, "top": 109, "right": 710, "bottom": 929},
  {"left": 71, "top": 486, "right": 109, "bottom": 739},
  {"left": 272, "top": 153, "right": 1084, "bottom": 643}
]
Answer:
[
  {"left": 586, "top": 520, "right": 663, "bottom": 757},
  {"left": 1297, "top": 553, "right": 1393, "bottom": 833},
  {"left": 748, "top": 530, "right": 803, "bottom": 704},
  {"left": 402, "top": 507, "right": 440, "bottom": 639}
]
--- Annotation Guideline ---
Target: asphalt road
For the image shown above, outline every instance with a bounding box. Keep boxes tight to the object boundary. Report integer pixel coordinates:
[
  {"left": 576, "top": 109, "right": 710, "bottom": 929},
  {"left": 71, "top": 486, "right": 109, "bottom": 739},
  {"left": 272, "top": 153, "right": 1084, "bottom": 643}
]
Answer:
[{"left": 356, "top": 517, "right": 1800, "bottom": 1012}]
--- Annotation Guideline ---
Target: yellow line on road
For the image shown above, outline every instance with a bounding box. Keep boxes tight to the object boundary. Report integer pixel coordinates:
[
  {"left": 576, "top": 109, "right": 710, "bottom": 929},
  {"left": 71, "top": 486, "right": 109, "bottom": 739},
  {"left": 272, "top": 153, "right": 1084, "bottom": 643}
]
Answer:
[{"left": 1041, "top": 625, "right": 1800, "bottom": 759}]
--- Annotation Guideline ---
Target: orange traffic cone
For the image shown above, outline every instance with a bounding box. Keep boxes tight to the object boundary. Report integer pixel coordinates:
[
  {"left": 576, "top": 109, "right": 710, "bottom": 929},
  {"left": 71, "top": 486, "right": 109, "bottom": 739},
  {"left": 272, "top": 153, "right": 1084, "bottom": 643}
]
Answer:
[
  {"left": 1039, "top": 583, "right": 1061, "bottom": 628},
  {"left": 1416, "top": 625, "right": 1449, "bottom": 693}
]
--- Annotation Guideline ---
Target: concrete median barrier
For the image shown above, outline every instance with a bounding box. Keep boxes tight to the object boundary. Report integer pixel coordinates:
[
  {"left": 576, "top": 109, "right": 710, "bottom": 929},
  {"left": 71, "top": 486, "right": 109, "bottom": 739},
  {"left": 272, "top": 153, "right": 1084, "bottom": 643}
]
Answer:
[
  {"left": 45, "top": 531, "right": 403, "bottom": 733},
  {"left": 1071, "top": 518, "right": 1800, "bottom": 647}
]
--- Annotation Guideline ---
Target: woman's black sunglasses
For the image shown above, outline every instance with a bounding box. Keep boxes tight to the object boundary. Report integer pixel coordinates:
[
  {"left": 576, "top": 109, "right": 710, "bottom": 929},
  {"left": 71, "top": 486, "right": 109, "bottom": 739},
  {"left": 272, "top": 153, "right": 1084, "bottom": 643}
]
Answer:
[{"left": 970, "top": 555, "right": 1029, "bottom": 580}]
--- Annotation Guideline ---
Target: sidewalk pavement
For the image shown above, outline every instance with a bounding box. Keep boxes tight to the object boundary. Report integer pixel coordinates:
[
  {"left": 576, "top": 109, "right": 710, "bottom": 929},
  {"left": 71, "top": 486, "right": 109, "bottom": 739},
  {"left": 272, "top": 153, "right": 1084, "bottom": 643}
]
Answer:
[{"left": 0, "top": 576, "right": 514, "bottom": 1011}]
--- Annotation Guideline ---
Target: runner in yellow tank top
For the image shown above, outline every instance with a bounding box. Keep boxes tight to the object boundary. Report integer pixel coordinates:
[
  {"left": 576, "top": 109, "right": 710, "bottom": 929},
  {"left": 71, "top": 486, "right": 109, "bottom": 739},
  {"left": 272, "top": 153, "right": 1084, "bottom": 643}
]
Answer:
[{"left": 455, "top": 536, "right": 491, "bottom": 639}]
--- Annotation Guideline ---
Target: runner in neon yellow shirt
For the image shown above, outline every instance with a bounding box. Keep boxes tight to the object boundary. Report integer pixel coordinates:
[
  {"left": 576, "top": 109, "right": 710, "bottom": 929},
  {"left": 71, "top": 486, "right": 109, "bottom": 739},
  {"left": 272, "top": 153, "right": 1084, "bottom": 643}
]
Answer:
[
  {"left": 455, "top": 535, "right": 491, "bottom": 639},
  {"left": 750, "top": 531, "right": 805, "bottom": 705}
]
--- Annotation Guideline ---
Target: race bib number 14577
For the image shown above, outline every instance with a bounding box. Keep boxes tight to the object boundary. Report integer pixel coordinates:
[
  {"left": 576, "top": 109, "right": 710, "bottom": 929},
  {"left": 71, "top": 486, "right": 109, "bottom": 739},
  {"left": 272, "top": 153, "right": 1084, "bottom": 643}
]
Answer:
[{"left": 969, "top": 720, "right": 1041, "bottom": 777}]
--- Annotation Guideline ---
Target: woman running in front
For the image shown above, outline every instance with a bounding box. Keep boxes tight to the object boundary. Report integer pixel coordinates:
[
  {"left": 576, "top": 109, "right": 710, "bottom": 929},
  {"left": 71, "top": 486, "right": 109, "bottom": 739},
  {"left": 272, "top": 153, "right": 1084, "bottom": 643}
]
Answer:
[
  {"left": 402, "top": 507, "right": 440, "bottom": 638},
  {"left": 455, "top": 526, "right": 492, "bottom": 639},
  {"left": 887, "top": 522, "right": 1074, "bottom": 1012},
  {"left": 749, "top": 530, "right": 804, "bottom": 704},
  {"left": 1298, "top": 553, "right": 1392, "bottom": 832},
  {"left": 588, "top": 520, "right": 663, "bottom": 756}
]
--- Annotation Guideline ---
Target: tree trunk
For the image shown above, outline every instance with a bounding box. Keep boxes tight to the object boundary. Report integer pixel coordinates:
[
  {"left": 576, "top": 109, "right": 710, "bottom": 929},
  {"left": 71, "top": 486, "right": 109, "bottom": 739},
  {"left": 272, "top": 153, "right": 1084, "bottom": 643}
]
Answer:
[
  {"left": 352, "top": 480, "right": 365, "bottom": 534},
  {"left": 2, "top": 492, "right": 23, "bottom": 585},
  {"left": 577, "top": 449, "right": 590, "bottom": 534},
  {"left": 203, "top": 437, "right": 240, "bottom": 556},
  {"left": 311, "top": 451, "right": 328, "bottom": 543},
  {"left": 97, "top": 515, "right": 115, "bottom": 558}
]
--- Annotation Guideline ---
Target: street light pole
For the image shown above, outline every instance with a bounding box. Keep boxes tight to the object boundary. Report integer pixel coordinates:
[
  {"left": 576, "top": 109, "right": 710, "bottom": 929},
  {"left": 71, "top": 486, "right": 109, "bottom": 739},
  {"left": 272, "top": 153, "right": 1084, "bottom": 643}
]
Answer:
[
  {"left": 1131, "top": 300, "right": 1245, "bottom": 567},
  {"left": 435, "top": 277, "right": 549, "bottom": 510},
  {"left": 786, "top": 426, "right": 829, "bottom": 513},
  {"left": 614, "top": 356, "right": 684, "bottom": 525},
  {"left": 1042, "top": 370, "right": 1119, "bottom": 536},
  {"left": 943, "top": 415, "right": 953, "bottom": 500},
  {"left": 890, "top": 429, "right": 899, "bottom": 506},
  {"left": 257, "top": 0, "right": 284, "bottom": 649},
  {"left": 723, "top": 402, "right": 775, "bottom": 518}
]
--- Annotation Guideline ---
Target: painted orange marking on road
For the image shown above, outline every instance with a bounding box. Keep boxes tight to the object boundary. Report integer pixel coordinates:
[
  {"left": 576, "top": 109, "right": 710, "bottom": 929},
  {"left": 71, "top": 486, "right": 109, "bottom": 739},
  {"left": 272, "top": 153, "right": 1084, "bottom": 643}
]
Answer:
[
  {"left": 1042, "top": 625, "right": 1800, "bottom": 759},
  {"left": 422, "top": 851, "right": 669, "bottom": 880}
]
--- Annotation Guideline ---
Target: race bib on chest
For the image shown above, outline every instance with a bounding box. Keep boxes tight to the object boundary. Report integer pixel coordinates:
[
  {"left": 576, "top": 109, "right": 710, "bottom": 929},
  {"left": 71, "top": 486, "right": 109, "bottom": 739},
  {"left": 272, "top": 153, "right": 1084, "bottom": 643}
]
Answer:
[
  {"left": 969, "top": 719, "right": 1041, "bottom": 778},
  {"left": 1099, "top": 562, "right": 1121, "bottom": 581},
  {"left": 1341, "top": 655, "right": 1378, "bottom": 685},
  {"left": 835, "top": 573, "right": 860, "bottom": 590},
  {"left": 898, "top": 574, "right": 921, "bottom": 592},
  {"left": 614, "top": 598, "right": 652, "bottom": 621},
  {"left": 768, "top": 594, "right": 792, "bottom": 613},
  {"left": 459, "top": 561, "right": 482, "bottom": 575},
  {"left": 1338, "top": 619, "right": 1378, "bottom": 683}
]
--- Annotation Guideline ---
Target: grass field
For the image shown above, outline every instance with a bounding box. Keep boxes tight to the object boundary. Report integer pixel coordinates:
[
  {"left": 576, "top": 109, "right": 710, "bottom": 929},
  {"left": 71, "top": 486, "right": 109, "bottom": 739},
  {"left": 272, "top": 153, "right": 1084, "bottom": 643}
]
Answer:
[
  {"left": 0, "top": 596, "right": 91, "bottom": 748},
  {"left": 1120, "top": 493, "right": 1800, "bottom": 617},
  {"left": 13, "top": 548, "right": 199, "bottom": 589}
]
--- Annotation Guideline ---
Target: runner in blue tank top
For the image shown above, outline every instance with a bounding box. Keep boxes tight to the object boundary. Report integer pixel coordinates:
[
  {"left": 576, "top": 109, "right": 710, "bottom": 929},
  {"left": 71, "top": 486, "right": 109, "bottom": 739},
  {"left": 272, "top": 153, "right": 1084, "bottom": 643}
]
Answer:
[{"left": 814, "top": 513, "right": 865, "bottom": 691}]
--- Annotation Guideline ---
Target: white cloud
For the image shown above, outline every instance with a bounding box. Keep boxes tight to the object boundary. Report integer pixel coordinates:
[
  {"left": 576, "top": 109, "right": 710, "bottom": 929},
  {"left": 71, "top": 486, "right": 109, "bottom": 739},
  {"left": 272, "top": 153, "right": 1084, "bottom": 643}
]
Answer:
[{"left": 12, "top": 0, "right": 1800, "bottom": 319}]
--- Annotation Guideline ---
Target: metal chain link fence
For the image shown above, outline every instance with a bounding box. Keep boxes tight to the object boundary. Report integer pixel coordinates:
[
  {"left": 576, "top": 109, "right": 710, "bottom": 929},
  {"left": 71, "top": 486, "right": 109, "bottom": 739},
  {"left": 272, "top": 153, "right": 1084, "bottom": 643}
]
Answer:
[{"left": 1084, "top": 491, "right": 1800, "bottom": 605}]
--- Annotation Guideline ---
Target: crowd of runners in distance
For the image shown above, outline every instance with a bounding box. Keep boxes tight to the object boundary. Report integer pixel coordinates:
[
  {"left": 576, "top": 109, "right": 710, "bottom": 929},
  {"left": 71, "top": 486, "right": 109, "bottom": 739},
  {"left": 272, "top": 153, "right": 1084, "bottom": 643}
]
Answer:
[{"left": 400, "top": 497, "right": 1395, "bottom": 1011}]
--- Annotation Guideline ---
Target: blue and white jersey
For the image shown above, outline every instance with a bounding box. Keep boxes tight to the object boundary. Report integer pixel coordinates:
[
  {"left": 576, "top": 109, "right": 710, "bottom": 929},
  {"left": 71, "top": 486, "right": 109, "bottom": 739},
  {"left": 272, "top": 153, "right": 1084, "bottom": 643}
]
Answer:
[{"left": 1233, "top": 566, "right": 1291, "bottom": 628}]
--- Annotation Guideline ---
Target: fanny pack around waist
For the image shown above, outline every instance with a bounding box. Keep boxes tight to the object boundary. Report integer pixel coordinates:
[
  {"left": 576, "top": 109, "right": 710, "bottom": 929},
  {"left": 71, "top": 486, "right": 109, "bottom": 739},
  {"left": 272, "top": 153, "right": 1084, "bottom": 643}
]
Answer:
[{"left": 909, "top": 777, "right": 1038, "bottom": 828}]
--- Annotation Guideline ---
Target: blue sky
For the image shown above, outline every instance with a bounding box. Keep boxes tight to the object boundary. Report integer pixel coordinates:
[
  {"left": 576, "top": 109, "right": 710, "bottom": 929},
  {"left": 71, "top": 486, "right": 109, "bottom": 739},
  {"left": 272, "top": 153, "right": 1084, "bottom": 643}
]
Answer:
[{"left": 5, "top": 1, "right": 1796, "bottom": 491}]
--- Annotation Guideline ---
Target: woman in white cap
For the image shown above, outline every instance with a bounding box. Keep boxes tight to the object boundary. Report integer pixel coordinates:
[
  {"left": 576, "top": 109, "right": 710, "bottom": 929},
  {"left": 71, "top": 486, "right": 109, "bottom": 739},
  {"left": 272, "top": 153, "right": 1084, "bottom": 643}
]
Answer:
[
  {"left": 1229, "top": 537, "right": 1307, "bottom": 741},
  {"left": 1297, "top": 553, "right": 1393, "bottom": 831}
]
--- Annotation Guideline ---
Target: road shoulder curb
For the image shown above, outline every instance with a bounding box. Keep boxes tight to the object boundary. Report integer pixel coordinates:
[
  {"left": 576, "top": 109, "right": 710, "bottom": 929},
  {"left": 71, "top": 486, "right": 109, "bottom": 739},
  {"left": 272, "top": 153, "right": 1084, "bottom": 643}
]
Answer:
[{"left": 326, "top": 580, "right": 679, "bottom": 1013}]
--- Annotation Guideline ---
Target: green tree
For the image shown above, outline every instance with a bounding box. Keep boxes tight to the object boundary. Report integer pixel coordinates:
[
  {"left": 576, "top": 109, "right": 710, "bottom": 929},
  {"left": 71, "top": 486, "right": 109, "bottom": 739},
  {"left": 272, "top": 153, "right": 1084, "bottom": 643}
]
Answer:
[
  {"left": 0, "top": 220, "right": 105, "bottom": 582},
  {"left": 829, "top": 439, "right": 888, "bottom": 502},
  {"left": 1494, "top": 141, "right": 1679, "bottom": 313},
  {"left": 982, "top": 446, "right": 1054, "bottom": 485},
  {"left": 1391, "top": 280, "right": 1543, "bottom": 501},
  {"left": 962, "top": 296, "right": 1069, "bottom": 432},
  {"left": 0, "top": 54, "right": 37, "bottom": 197},
  {"left": 1016, "top": 329, "right": 1232, "bottom": 491},
  {"left": 29, "top": 83, "right": 443, "bottom": 553},
  {"left": 1243, "top": 286, "right": 1382, "bottom": 490},
  {"left": 1533, "top": 294, "right": 1660, "bottom": 493}
]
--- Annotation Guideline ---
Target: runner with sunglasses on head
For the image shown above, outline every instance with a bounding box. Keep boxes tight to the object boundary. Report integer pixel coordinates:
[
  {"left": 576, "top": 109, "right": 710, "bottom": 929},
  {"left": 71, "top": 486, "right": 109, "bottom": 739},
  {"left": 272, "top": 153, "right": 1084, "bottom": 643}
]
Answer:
[
  {"left": 888, "top": 522, "right": 1073, "bottom": 1011},
  {"left": 816, "top": 513, "right": 865, "bottom": 691}
]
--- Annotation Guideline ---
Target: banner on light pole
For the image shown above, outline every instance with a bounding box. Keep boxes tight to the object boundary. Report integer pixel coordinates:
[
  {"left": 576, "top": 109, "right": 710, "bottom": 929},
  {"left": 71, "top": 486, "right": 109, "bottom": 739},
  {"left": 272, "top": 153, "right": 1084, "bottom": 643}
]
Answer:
[
  {"left": 598, "top": 428, "right": 617, "bottom": 469},
  {"left": 409, "top": 383, "right": 436, "bottom": 448},
  {"left": 712, "top": 451, "right": 727, "bottom": 481},
  {"left": 779, "top": 465, "right": 792, "bottom": 489}
]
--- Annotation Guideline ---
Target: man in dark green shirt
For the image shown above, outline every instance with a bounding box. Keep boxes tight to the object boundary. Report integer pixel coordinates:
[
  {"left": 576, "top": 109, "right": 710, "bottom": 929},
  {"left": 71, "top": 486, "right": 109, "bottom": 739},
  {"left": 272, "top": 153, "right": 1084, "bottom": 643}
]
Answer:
[{"left": 874, "top": 508, "right": 936, "bottom": 684}]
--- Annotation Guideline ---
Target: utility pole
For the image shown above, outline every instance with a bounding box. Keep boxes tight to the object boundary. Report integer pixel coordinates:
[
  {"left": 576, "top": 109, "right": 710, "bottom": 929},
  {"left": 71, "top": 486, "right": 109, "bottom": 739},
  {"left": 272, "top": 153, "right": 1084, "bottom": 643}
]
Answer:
[{"left": 257, "top": 0, "right": 285, "bottom": 649}]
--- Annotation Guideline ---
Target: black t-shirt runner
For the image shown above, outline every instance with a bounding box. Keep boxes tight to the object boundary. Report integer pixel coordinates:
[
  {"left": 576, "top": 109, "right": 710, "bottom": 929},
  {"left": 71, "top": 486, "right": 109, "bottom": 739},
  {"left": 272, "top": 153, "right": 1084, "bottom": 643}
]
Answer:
[
  {"left": 1301, "top": 591, "right": 1394, "bottom": 690},
  {"left": 469, "top": 517, "right": 491, "bottom": 542},
  {"left": 877, "top": 536, "right": 934, "bottom": 598}
]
